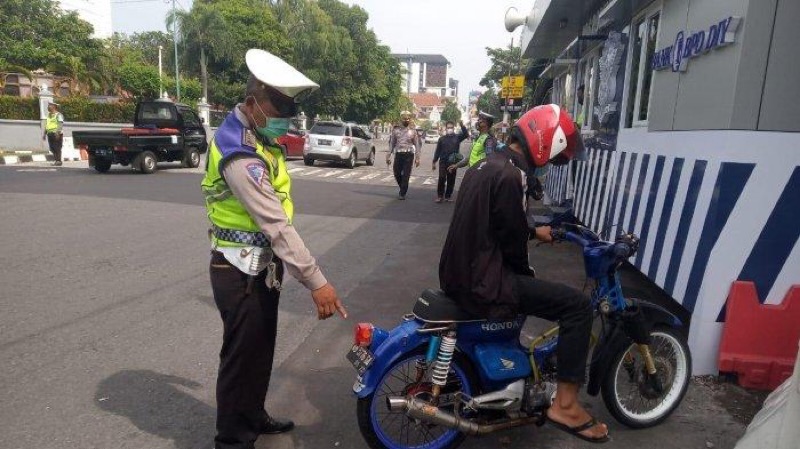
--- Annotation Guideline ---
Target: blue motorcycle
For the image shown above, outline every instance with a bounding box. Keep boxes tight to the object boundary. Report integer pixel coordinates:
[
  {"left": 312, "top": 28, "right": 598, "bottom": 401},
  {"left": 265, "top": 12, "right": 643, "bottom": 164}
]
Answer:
[{"left": 347, "top": 226, "right": 692, "bottom": 449}]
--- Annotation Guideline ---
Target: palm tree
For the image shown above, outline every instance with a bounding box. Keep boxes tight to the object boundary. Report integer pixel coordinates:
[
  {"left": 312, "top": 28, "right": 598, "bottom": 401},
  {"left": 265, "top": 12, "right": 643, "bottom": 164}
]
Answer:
[{"left": 167, "top": 5, "right": 233, "bottom": 101}]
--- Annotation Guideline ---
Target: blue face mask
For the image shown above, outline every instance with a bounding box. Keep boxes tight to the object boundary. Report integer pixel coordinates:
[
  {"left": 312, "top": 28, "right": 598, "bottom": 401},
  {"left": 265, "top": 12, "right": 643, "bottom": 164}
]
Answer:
[{"left": 251, "top": 97, "right": 292, "bottom": 140}]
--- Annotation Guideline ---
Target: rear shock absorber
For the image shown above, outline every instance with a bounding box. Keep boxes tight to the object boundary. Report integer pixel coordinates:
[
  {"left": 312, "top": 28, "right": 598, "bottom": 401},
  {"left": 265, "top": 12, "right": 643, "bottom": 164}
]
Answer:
[{"left": 431, "top": 331, "right": 457, "bottom": 401}]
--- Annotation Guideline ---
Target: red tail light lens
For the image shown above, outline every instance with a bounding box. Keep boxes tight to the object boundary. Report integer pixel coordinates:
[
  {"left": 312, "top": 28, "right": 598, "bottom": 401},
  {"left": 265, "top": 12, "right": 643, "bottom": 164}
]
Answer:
[
  {"left": 354, "top": 323, "right": 374, "bottom": 347},
  {"left": 114, "top": 145, "right": 127, "bottom": 152},
  {"left": 342, "top": 137, "right": 352, "bottom": 147},
  {"left": 78, "top": 144, "right": 88, "bottom": 151}
]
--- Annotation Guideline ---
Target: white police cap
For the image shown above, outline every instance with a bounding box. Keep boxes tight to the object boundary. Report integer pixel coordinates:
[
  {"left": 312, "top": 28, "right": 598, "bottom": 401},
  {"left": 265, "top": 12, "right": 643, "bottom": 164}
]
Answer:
[{"left": 245, "top": 48, "right": 319, "bottom": 102}]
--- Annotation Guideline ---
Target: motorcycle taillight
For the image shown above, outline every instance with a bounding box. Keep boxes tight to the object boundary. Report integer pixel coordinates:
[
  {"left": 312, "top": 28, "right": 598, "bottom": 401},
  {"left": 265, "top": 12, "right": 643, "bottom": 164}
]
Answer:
[{"left": 354, "top": 323, "right": 374, "bottom": 347}]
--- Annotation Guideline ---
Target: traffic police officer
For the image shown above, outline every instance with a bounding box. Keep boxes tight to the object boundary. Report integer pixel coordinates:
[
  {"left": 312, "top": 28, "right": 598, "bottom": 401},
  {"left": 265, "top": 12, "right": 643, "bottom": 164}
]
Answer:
[
  {"left": 201, "top": 48, "right": 348, "bottom": 449},
  {"left": 43, "top": 102, "right": 64, "bottom": 166},
  {"left": 448, "top": 111, "right": 497, "bottom": 172}
]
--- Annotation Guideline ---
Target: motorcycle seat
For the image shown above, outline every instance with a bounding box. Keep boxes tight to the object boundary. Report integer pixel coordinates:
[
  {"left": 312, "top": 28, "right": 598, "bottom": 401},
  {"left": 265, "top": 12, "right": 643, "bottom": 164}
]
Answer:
[{"left": 413, "top": 289, "right": 485, "bottom": 323}]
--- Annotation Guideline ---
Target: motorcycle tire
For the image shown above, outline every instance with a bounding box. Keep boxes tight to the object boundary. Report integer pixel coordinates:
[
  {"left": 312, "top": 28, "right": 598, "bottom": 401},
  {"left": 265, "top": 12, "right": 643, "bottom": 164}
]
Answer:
[
  {"left": 601, "top": 325, "right": 692, "bottom": 428},
  {"left": 356, "top": 350, "right": 479, "bottom": 449}
]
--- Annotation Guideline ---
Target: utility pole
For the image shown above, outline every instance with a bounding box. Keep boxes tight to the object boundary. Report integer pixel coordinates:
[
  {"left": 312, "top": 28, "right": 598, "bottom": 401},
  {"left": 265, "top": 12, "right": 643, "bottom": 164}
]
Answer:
[
  {"left": 158, "top": 45, "right": 163, "bottom": 98},
  {"left": 172, "top": 0, "right": 180, "bottom": 101},
  {"left": 502, "top": 36, "right": 513, "bottom": 127}
]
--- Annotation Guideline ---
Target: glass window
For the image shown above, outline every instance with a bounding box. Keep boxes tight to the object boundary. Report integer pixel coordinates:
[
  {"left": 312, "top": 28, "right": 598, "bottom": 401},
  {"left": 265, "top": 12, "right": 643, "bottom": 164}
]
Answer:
[
  {"left": 309, "top": 123, "right": 346, "bottom": 136},
  {"left": 139, "top": 103, "right": 176, "bottom": 121},
  {"left": 181, "top": 109, "right": 200, "bottom": 127},
  {"left": 624, "top": 7, "right": 661, "bottom": 127},
  {"left": 639, "top": 13, "right": 660, "bottom": 122}
]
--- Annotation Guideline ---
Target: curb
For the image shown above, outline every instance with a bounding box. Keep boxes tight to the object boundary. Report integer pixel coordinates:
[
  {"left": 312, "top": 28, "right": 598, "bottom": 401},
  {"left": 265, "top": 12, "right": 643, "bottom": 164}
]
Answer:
[{"left": 0, "top": 154, "right": 56, "bottom": 165}]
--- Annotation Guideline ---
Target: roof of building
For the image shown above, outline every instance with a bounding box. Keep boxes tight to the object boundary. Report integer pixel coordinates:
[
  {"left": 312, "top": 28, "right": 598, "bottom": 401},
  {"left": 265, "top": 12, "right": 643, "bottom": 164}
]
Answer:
[
  {"left": 391, "top": 54, "right": 450, "bottom": 65},
  {"left": 408, "top": 93, "right": 446, "bottom": 109}
]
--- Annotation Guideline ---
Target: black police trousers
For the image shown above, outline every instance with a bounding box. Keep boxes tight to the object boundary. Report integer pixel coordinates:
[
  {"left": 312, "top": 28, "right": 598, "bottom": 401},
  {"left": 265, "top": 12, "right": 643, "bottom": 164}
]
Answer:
[
  {"left": 514, "top": 275, "right": 593, "bottom": 384},
  {"left": 47, "top": 133, "right": 62, "bottom": 161},
  {"left": 393, "top": 152, "right": 415, "bottom": 196},
  {"left": 209, "top": 250, "right": 284, "bottom": 449}
]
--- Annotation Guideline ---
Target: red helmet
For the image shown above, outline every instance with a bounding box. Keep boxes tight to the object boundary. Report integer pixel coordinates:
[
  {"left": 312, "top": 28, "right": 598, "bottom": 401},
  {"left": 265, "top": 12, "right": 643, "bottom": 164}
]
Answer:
[{"left": 511, "top": 104, "right": 584, "bottom": 166}]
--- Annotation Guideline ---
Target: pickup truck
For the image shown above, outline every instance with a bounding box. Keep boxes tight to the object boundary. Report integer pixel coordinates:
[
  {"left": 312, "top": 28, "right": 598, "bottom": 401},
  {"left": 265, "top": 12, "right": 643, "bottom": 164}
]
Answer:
[{"left": 73, "top": 99, "right": 208, "bottom": 174}]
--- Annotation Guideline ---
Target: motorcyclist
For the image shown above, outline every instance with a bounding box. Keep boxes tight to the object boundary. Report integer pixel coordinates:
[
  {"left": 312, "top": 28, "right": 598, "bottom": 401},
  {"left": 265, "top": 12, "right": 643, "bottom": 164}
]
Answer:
[{"left": 439, "top": 104, "right": 608, "bottom": 443}]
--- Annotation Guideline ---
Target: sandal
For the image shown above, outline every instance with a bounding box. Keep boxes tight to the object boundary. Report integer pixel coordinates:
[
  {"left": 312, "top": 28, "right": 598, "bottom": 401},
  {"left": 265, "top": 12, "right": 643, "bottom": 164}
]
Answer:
[{"left": 548, "top": 416, "right": 610, "bottom": 444}]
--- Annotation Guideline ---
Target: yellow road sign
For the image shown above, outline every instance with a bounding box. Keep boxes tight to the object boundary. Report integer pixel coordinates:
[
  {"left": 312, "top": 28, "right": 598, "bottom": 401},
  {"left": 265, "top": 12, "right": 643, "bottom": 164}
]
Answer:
[
  {"left": 501, "top": 76, "right": 525, "bottom": 89},
  {"left": 501, "top": 86, "right": 525, "bottom": 99}
]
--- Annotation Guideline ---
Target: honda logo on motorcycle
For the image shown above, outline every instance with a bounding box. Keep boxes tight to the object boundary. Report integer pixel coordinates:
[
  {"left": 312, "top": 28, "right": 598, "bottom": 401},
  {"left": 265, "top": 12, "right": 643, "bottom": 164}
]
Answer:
[{"left": 481, "top": 321, "right": 521, "bottom": 332}]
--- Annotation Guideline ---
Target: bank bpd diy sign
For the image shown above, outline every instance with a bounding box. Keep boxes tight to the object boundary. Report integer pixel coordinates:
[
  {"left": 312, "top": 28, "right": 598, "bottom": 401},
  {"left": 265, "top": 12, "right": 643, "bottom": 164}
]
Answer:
[{"left": 652, "top": 16, "right": 742, "bottom": 72}]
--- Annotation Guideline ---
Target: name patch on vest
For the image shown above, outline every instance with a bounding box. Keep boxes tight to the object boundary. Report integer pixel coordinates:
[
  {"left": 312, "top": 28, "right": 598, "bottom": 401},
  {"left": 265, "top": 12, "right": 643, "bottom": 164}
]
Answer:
[
  {"left": 245, "top": 162, "right": 267, "bottom": 186},
  {"left": 242, "top": 129, "right": 260, "bottom": 149}
]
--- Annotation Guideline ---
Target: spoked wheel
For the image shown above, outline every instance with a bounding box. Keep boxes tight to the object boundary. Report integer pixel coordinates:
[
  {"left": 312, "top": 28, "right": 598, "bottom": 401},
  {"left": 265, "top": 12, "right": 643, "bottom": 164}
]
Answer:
[
  {"left": 601, "top": 326, "right": 691, "bottom": 428},
  {"left": 356, "top": 351, "right": 477, "bottom": 449}
]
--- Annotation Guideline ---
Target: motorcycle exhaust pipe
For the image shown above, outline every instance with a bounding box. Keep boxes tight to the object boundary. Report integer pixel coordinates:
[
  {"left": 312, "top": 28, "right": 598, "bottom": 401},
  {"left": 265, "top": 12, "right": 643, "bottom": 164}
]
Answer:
[{"left": 386, "top": 396, "right": 539, "bottom": 435}]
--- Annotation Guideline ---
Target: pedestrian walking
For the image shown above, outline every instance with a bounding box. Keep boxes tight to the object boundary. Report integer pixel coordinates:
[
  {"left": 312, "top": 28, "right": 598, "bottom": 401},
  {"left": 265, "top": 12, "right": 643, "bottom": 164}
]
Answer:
[
  {"left": 201, "top": 48, "right": 347, "bottom": 449},
  {"left": 431, "top": 121, "right": 468, "bottom": 202},
  {"left": 386, "top": 111, "right": 421, "bottom": 200},
  {"left": 448, "top": 111, "right": 497, "bottom": 173},
  {"left": 43, "top": 102, "right": 64, "bottom": 166}
]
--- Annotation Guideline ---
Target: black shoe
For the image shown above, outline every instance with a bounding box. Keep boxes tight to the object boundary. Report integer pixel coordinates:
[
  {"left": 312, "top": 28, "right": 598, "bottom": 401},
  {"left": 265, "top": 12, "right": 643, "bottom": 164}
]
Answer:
[{"left": 259, "top": 415, "right": 295, "bottom": 434}]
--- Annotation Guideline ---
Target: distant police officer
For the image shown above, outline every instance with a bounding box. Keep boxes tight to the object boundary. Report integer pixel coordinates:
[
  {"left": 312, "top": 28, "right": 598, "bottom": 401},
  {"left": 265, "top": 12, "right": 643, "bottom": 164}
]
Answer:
[
  {"left": 448, "top": 111, "right": 497, "bottom": 173},
  {"left": 43, "top": 102, "right": 64, "bottom": 166},
  {"left": 201, "top": 49, "right": 348, "bottom": 449},
  {"left": 386, "top": 111, "right": 422, "bottom": 200}
]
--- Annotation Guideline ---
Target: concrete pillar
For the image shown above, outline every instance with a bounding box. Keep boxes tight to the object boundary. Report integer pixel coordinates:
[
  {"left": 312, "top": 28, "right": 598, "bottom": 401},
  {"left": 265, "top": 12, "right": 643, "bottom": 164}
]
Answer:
[{"left": 38, "top": 85, "right": 53, "bottom": 152}]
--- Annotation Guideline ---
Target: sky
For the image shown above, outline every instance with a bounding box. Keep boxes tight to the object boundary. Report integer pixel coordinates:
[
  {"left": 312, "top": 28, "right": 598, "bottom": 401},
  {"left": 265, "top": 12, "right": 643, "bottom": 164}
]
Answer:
[{"left": 110, "top": 0, "right": 532, "bottom": 107}]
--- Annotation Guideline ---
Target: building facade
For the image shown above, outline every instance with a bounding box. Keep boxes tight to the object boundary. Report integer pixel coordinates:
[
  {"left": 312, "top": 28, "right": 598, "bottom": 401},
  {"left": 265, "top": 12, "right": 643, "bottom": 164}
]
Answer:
[
  {"left": 392, "top": 54, "right": 456, "bottom": 97},
  {"left": 514, "top": 0, "right": 799, "bottom": 374},
  {"left": 58, "top": 0, "right": 113, "bottom": 38}
]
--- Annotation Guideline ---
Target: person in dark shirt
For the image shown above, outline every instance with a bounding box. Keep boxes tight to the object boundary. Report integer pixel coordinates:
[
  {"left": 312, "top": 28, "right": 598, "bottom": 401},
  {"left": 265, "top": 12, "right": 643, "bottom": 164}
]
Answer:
[
  {"left": 439, "top": 105, "right": 607, "bottom": 443},
  {"left": 431, "top": 121, "right": 468, "bottom": 202}
]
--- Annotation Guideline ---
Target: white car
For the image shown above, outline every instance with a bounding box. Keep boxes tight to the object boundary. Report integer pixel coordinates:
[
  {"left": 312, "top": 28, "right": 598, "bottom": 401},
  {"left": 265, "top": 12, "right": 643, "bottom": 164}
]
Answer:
[
  {"left": 424, "top": 130, "right": 440, "bottom": 144},
  {"left": 303, "top": 121, "right": 376, "bottom": 169}
]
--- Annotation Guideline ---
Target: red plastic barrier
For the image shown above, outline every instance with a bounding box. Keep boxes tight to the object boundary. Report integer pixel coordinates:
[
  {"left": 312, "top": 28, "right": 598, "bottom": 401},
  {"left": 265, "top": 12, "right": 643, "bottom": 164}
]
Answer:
[
  {"left": 120, "top": 127, "right": 179, "bottom": 135},
  {"left": 719, "top": 281, "right": 800, "bottom": 390}
]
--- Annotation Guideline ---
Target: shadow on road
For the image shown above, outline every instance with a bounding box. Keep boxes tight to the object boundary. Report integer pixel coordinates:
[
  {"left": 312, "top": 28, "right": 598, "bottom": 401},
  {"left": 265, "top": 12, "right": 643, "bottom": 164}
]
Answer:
[{"left": 95, "top": 370, "right": 214, "bottom": 449}]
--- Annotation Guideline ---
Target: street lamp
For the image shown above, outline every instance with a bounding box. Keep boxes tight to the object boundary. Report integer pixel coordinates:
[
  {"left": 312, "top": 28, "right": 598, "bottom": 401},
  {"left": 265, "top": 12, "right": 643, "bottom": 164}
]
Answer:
[{"left": 158, "top": 45, "right": 163, "bottom": 98}]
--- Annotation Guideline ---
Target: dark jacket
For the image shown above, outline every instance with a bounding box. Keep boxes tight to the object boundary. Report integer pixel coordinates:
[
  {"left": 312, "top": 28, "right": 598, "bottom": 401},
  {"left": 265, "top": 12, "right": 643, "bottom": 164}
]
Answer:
[
  {"left": 432, "top": 123, "right": 468, "bottom": 163},
  {"left": 439, "top": 149, "right": 534, "bottom": 319}
]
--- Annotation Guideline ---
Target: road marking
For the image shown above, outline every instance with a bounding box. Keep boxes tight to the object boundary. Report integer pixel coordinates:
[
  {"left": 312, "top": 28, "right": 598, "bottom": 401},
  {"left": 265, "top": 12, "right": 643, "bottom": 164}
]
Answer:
[
  {"left": 381, "top": 175, "right": 395, "bottom": 183},
  {"left": 338, "top": 172, "right": 358, "bottom": 179},
  {"left": 408, "top": 176, "right": 417, "bottom": 184},
  {"left": 16, "top": 168, "right": 57, "bottom": 172},
  {"left": 301, "top": 169, "right": 323, "bottom": 176},
  {"left": 360, "top": 172, "right": 382, "bottom": 180},
  {"left": 319, "top": 170, "right": 343, "bottom": 178},
  {"left": 423, "top": 177, "right": 435, "bottom": 185},
  {"left": 287, "top": 167, "right": 305, "bottom": 174}
]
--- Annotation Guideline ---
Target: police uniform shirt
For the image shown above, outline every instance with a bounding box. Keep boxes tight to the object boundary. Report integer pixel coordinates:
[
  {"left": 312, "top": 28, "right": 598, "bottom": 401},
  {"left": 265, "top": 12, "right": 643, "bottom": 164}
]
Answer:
[
  {"left": 218, "top": 106, "right": 327, "bottom": 291},
  {"left": 389, "top": 126, "right": 422, "bottom": 154}
]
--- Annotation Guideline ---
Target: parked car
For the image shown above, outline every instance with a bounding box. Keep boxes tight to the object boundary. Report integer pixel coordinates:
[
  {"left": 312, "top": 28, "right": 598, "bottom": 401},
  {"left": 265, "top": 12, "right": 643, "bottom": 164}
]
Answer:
[
  {"left": 303, "top": 121, "right": 376, "bottom": 168},
  {"left": 73, "top": 99, "right": 207, "bottom": 174},
  {"left": 424, "top": 129, "right": 440, "bottom": 144},
  {"left": 276, "top": 128, "right": 306, "bottom": 158}
]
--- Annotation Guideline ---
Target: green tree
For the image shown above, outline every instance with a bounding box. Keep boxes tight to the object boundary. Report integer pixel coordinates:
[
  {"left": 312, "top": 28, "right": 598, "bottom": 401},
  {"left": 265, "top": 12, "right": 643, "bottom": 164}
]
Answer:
[
  {"left": 480, "top": 46, "right": 528, "bottom": 89},
  {"left": 167, "top": 3, "right": 234, "bottom": 101},
  {"left": 316, "top": 0, "right": 402, "bottom": 123},
  {"left": 380, "top": 95, "right": 414, "bottom": 124},
  {"left": 117, "top": 62, "right": 160, "bottom": 99},
  {"left": 0, "top": 0, "right": 107, "bottom": 92},
  {"left": 476, "top": 89, "right": 502, "bottom": 119},
  {"left": 440, "top": 100, "right": 462, "bottom": 124}
]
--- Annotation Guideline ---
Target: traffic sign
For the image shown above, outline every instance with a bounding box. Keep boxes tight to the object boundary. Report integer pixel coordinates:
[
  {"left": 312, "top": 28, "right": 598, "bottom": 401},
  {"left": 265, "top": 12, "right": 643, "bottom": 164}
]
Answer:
[
  {"left": 500, "top": 86, "right": 525, "bottom": 99},
  {"left": 501, "top": 105, "right": 524, "bottom": 112},
  {"left": 501, "top": 76, "right": 524, "bottom": 89}
]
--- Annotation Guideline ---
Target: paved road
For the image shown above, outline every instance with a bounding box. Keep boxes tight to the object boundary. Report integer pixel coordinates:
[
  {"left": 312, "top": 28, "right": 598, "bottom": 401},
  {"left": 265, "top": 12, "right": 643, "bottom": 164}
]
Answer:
[{"left": 0, "top": 147, "right": 749, "bottom": 449}]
